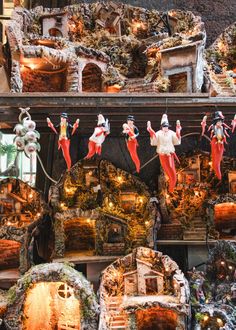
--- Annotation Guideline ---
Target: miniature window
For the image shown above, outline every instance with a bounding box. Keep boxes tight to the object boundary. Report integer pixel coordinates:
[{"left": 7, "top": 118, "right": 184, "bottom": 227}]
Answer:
[
  {"left": 128, "top": 278, "right": 134, "bottom": 284},
  {"left": 57, "top": 283, "right": 74, "bottom": 300},
  {"left": 145, "top": 278, "right": 158, "bottom": 294},
  {"left": 0, "top": 133, "right": 36, "bottom": 186}
]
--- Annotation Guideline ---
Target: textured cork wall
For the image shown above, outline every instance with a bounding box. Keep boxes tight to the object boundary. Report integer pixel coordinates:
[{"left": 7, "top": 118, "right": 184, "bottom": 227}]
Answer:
[{"left": 32, "top": 0, "right": 236, "bottom": 46}]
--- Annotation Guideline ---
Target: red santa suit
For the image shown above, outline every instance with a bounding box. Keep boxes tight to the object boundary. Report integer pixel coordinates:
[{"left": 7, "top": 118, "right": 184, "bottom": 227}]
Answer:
[
  {"left": 85, "top": 114, "right": 110, "bottom": 159},
  {"left": 147, "top": 114, "right": 181, "bottom": 192}
]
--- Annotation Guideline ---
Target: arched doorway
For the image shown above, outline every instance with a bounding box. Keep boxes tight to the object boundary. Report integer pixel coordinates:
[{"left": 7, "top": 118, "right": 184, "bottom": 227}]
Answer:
[
  {"left": 23, "top": 282, "right": 81, "bottom": 330},
  {"left": 4, "top": 263, "right": 99, "bottom": 330},
  {"left": 82, "top": 63, "right": 102, "bottom": 92},
  {"left": 136, "top": 308, "right": 178, "bottom": 330}
]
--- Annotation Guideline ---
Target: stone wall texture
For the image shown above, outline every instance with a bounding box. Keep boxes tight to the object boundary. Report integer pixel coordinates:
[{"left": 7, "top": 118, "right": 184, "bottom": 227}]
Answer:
[{"left": 32, "top": 0, "right": 236, "bottom": 46}]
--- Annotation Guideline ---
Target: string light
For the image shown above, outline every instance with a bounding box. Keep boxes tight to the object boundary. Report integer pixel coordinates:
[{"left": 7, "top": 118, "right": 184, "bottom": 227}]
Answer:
[
  {"left": 117, "top": 176, "right": 123, "bottom": 183},
  {"left": 203, "top": 315, "right": 209, "bottom": 321},
  {"left": 108, "top": 202, "right": 113, "bottom": 208},
  {"left": 216, "top": 318, "right": 223, "bottom": 326},
  {"left": 138, "top": 197, "right": 144, "bottom": 204}
]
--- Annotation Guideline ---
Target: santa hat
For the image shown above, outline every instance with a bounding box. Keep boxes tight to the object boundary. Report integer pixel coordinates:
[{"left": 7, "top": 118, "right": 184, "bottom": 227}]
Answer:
[
  {"left": 97, "top": 114, "right": 105, "bottom": 125},
  {"left": 212, "top": 111, "right": 224, "bottom": 124},
  {"left": 160, "top": 114, "right": 171, "bottom": 127}
]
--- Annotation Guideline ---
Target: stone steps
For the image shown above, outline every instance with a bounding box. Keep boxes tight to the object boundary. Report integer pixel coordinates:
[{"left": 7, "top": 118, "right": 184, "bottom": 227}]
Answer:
[{"left": 214, "top": 74, "right": 235, "bottom": 96}]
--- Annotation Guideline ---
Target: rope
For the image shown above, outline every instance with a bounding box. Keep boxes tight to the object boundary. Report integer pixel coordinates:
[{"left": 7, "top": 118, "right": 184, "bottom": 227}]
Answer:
[
  {"left": 139, "top": 132, "right": 211, "bottom": 171},
  {"left": 36, "top": 153, "right": 57, "bottom": 184}
]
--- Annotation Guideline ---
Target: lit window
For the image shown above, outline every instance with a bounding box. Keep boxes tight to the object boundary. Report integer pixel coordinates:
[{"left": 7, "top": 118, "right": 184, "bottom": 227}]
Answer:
[{"left": 57, "top": 283, "right": 74, "bottom": 299}]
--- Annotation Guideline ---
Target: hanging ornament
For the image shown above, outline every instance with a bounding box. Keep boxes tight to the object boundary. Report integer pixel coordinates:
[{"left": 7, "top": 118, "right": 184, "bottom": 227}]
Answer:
[
  {"left": 122, "top": 115, "right": 140, "bottom": 173},
  {"left": 201, "top": 111, "right": 235, "bottom": 180},
  {"left": 47, "top": 113, "right": 79, "bottom": 170},
  {"left": 85, "top": 114, "right": 110, "bottom": 159},
  {"left": 147, "top": 114, "right": 181, "bottom": 192},
  {"left": 14, "top": 107, "right": 41, "bottom": 156}
]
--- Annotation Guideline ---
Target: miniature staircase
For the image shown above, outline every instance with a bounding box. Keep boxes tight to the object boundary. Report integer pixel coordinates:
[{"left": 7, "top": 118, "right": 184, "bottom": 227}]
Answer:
[
  {"left": 213, "top": 73, "right": 235, "bottom": 96},
  {"left": 183, "top": 216, "right": 207, "bottom": 241},
  {"left": 107, "top": 297, "right": 128, "bottom": 330},
  {"left": 133, "top": 222, "right": 147, "bottom": 246}
]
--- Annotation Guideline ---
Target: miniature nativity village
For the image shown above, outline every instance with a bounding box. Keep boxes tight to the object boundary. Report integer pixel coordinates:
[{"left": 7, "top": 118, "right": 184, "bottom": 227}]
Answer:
[{"left": 0, "top": 0, "right": 236, "bottom": 329}]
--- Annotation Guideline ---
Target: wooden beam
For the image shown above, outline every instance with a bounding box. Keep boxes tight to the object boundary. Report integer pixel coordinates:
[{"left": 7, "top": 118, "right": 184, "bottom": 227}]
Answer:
[{"left": 0, "top": 93, "right": 236, "bottom": 109}]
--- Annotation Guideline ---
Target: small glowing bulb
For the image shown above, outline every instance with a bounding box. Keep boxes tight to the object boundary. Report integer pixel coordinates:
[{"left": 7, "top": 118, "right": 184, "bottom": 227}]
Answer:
[
  {"left": 165, "top": 267, "right": 169, "bottom": 272},
  {"left": 194, "top": 191, "right": 199, "bottom": 196},
  {"left": 216, "top": 318, "right": 223, "bottom": 326},
  {"left": 109, "top": 202, "right": 113, "bottom": 208},
  {"left": 60, "top": 202, "right": 65, "bottom": 207},
  {"left": 7, "top": 221, "right": 12, "bottom": 226},
  {"left": 87, "top": 218, "right": 91, "bottom": 223},
  {"left": 36, "top": 212, "right": 41, "bottom": 217},
  {"left": 29, "top": 193, "right": 33, "bottom": 199},
  {"left": 208, "top": 161, "right": 212, "bottom": 167},
  {"left": 145, "top": 221, "right": 149, "bottom": 226},
  {"left": 228, "top": 265, "right": 233, "bottom": 270},
  {"left": 29, "top": 64, "right": 36, "bottom": 70},
  {"left": 166, "top": 194, "right": 170, "bottom": 198},
  {"left": 117, "top": 176, "right": 123, "bottom": 183},
  {"left": 203, "top": 315, "right": 209, "bottom": 321},
  {"left": 88, "top": 171, "right": 93, "bottom": 176},
  {"left": 220, "top": 261, "right": 225, "bottom": 266},
  {"left": 139, "top": 197, "right": 144, "bottom": 203}
]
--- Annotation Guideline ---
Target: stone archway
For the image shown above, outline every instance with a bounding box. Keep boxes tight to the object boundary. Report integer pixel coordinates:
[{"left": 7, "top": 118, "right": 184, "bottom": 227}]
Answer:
[
  {"left": 136, "top": 308, "right": 178, "bottom": 330},
  {"left": 82, "top": 63, "right": 102, "bottom": 92},
  {"left": 4, "top": 263, "right": 99, "bottom": 330}
]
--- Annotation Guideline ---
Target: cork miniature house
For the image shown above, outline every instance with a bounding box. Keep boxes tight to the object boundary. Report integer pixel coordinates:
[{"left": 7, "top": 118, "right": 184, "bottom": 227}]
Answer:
[
  {"left": 51, "top": 160, "right": 157, "bottom": 259},
  {"left": 5, "top": 2, "right": 207, "bottom": 94},
  {"left": 0, "top": 178, "right": 49, "bottom": 275},
  {"left": 99, "top": 247, "right": 190, "bottom": 330},
  {"left": 189, "top": 240, "right": 236, "bottom": 330},
  {"left": 156, "top": 153, "right": 236, "bottom": 242},
  {"left": 4, "top": 263, "right": 99, "bottom": 330},
  {"left": 207, "top": 22, "right": 236, "bottom": 96}
]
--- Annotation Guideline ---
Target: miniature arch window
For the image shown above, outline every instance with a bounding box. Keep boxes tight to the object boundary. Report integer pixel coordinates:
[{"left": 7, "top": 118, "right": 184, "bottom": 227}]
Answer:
[
  {"left": 57, "top": 283, "right": 74, "bottom": 300},
  {"left": 49, "top": 28, "right": 63, "bottom": 37}
]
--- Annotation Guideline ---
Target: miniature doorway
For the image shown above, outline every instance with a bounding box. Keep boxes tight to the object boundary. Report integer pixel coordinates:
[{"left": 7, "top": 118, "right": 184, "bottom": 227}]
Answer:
[
  {"left": 82, "top": 63, "right": 102, "bottom": 92},
  {"left": 169, "top": 72, "right": 188, "bottom": 92},
  {"left": 136, "top": 308, "right": 178, "bottom": 330},
  {"left": 23, "top": 282, "right": 81, "bottom": 330},
  {"left": 64, "top": 218, "right": 96, "bottom": 255},
  {"left": 145, "top": 278, "right": 158, "bottom": 294}
]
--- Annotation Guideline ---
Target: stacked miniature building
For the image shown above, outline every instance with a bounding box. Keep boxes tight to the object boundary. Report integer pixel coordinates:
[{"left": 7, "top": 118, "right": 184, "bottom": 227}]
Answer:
[{"left": 5, "top": 2, "right": 207, "bottom": 94}]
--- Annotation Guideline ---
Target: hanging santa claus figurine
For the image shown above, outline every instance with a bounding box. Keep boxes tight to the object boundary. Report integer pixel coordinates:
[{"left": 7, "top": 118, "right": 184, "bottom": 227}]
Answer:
[
  {"left": 147, "top": 114, "right": 181, "bottom": 192},
  {"left": 201, "top": 111, "right": 235, "bottom": 180},
  {"left": 85, "top": 114, "right": 110, "bottom": 159},
  {"left": 47, "top": 113, "right": 79, "bottom": 170},
  {"left": 122, "top": 115, "right": 140, "bottom": 173}
]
